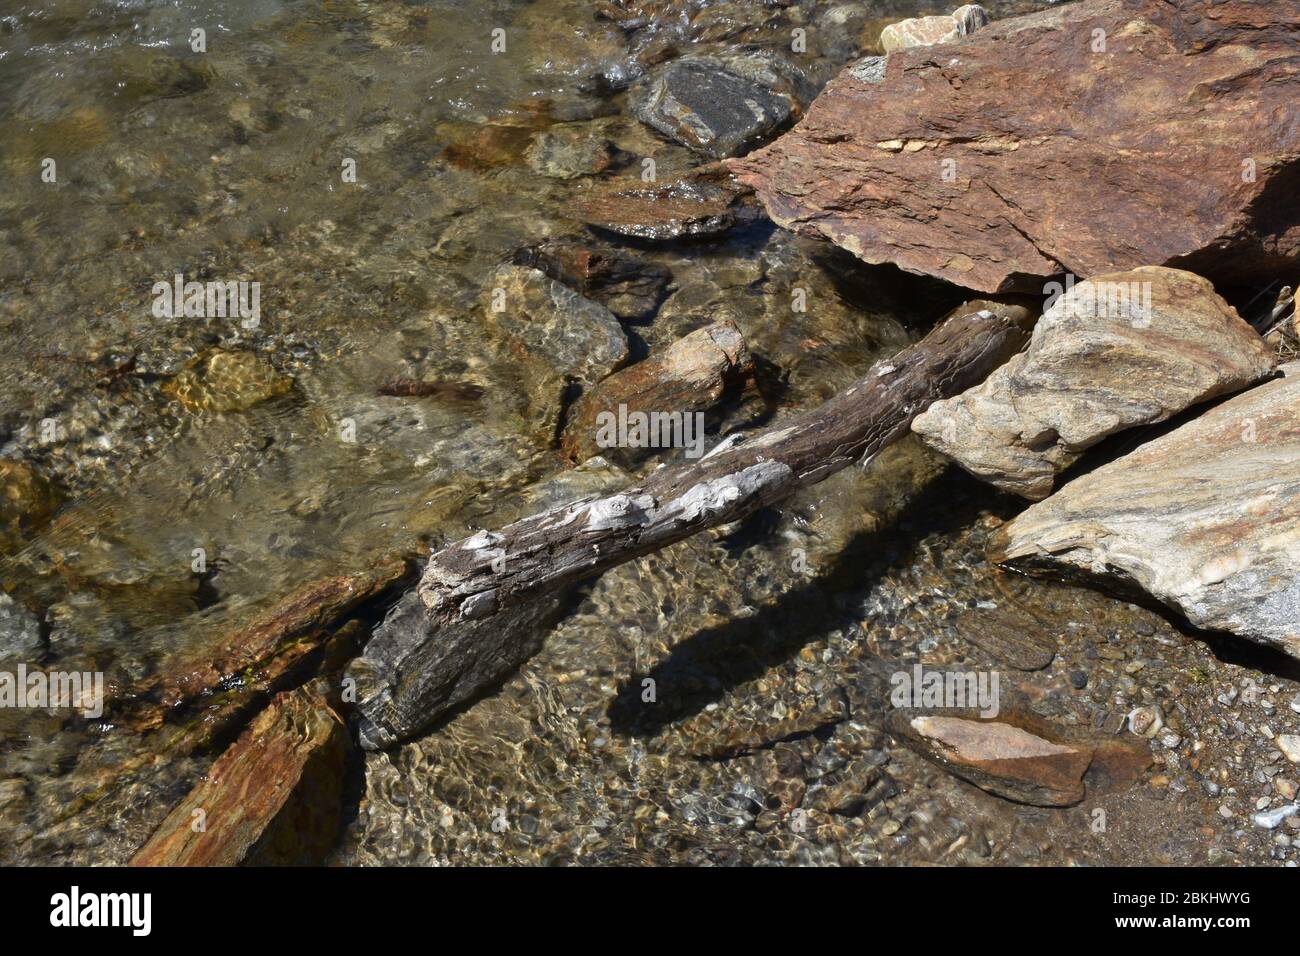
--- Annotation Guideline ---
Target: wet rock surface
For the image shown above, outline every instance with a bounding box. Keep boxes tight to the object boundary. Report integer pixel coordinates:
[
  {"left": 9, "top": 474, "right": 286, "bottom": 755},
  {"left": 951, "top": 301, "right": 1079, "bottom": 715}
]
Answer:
[
  {"left": 483, "top": 265, "right": 630, "bottom": 437},
  {"left": 563, "top": 319, "right": 753, "bottom": 465},
  {"left": 992, "top": 364, "right": 1300, "bottom": 659},
  {"left": 631, "top": 53, "right": 804, "bottom": 158},
  {"left": 514, "top": 240, "right": 671, "bottom": 321},
  {"left": 730, "top": 0, "right": 1300, "bottom": 292},
  {"left": 0, "top": 594, "right": 42, "bottom": 663},
  {"left": 163, "top": 349, "right": 295, "bottom": 414},
  {"left": 879, "top": 4, "right": 989, "bottom": 53},
  {"left": 913, "top": 268, "right": 1276, "bottom": 499},
  {"left": 891, "top": 710, "right": 1094, "bottom": 807},
  {"left": 889, "top": 695, "right": 1153, "bottom": 808},
  {"left": 0, "top": 459, "right": 61, "bottom": 554},
  {"left": 574, "top": 169, "right": 752, "bottom": 241}
]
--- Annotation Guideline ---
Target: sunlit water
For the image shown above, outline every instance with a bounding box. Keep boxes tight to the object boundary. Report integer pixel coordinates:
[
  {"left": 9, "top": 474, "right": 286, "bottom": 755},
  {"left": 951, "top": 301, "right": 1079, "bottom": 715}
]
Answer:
[{"left": 2, "top": 0, "right": 1286, "bottom": 867}]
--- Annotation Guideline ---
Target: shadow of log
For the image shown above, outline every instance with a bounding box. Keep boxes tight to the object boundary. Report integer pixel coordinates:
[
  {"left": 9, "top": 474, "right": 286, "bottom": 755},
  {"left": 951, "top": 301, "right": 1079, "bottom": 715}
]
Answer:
[{"left": 606, "top": 467, "right": 1010, "bottom": 738}]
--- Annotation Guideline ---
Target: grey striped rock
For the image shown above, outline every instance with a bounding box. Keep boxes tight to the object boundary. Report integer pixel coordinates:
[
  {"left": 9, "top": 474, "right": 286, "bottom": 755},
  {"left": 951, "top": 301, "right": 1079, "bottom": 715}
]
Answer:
[
  {"left": 912, "top": 267, "right": 1275, "bottom": 499},
  {"left": 990, "top": 365, "right": 1300, "bottom": 659}
]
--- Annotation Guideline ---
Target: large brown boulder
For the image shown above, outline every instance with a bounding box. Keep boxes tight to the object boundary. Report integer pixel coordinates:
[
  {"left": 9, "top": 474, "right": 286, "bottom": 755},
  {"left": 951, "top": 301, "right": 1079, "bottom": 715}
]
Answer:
[{"left": 729, "top": 0, "right": 1300, "bottom": 293}]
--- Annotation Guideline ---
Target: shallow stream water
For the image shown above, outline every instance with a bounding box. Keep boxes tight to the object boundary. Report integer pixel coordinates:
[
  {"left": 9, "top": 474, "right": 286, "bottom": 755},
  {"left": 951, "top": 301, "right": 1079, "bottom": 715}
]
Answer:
[{"left": 1, "top": 0, "right": 1297, "bottom": 866}]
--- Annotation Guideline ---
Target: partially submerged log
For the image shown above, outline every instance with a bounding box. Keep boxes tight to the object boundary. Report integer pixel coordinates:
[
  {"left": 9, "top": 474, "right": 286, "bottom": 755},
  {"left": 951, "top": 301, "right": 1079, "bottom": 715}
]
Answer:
[
  {"left": 349, "top": 302, "right": 1033, "bottom": 749},
  {"left": 130, "top": 687, "right": 351, "bottom": 866}
]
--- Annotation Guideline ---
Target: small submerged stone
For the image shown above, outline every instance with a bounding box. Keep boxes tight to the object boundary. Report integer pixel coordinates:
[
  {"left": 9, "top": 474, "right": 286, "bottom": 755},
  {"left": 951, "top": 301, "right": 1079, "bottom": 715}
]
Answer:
[
  {"left": 514, "top": 240, "right": 671, "bottom": 321},
  {"left": 525, "top": 126, "right": 627, "bottom": 179},
  {"left": 574, "top": 169, "right": 749, "bottom": 241},
  {"left": 0, "top": 459, "right": 60, "bottom": 553},
  {"left": 163, "top": 349, "right": 294, "bottom": 414},
  {"left": 0, "top": 594, "right": 42, "bottom": 662}
]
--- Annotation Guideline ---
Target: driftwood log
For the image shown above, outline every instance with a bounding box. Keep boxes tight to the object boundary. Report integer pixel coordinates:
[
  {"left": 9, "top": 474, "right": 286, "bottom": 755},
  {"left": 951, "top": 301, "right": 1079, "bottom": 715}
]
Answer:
[{"left": 348, "top": 302, "right": 1033, "bottom": 749}]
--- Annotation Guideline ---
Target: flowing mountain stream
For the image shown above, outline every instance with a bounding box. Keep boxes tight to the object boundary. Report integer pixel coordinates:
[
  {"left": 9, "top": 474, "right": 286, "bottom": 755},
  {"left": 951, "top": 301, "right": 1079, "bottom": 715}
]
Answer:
[{"left": 1, "top": 0, "right": 1297, "bottom": 866}]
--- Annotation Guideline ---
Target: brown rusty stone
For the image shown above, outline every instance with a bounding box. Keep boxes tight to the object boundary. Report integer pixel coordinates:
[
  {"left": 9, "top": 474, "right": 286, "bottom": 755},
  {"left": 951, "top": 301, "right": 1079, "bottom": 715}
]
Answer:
[
  {"left": 729, "top": 0, "right": 1300, "bottom": 293},
  {"left": 562, "top": 319, "right": 753, "bottom": 465},
  {"left": 130, "top": 558, "right": 407, "bottom": 718}
]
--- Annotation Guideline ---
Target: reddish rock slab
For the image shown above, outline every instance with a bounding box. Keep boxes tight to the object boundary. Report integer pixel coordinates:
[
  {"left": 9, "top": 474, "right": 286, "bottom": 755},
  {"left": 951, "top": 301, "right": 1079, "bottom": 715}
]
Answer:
[
  {"left": 889, "top": 700, "right": 1151, "bottom": 806},
  {"left": 729, "top": 0, "right": 1300, "bottom": 293},
  {"left": 573, "top": 166, "right": 752, "bottom": 241},
  {"left": 124, "top": 558, "right": 408, "bottom": 722},
  {"left": 562, "top": 319, "right": 752, "bottom": 465},
  {"left": 130, "top": 687, "right": 351, "bottom": 866}
]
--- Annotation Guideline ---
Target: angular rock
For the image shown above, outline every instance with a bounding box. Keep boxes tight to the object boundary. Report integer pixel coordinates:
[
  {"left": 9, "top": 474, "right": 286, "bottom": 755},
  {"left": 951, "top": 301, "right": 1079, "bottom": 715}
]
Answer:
[
  {"left": 574, "top": 169, "right": 749, "bottom": 241},
  {"left": 130, "top": 688, "right": 351, "bottom": 866},
  {"left": 879, "top": 4, "right": 989, "bottom": 53},
  {"left": 631, "top": 54, "right": 796, "bottom": 159},
  {"left": 164, "top": 349, "right": 293, "bottom": 414},
  {"left": 485, "top": 266, "right": 628, "bottom": 387},
  {"left": 514, "top": 240, "right": 671, "bottom": 320},
  {"left": 525, "top": 127, "right": 625, "bottom": 179},
  {"left": 912, "top": 268, "right": 1276, "bottom": 499},
  {"left": 891, "top": 709, "right": 1093, "bottom": 806},
  {"left": 485, "top": 265, "right": 629, "bottom": 438},
  {"left": 990, "top": 365, "right": 1300, "bottom": 659},
  {"left": 730, "top": 0, "right": 1300, "bottom": 293},
  {"left": 562, "top": 319, "right": 752, "bottom": 466}
]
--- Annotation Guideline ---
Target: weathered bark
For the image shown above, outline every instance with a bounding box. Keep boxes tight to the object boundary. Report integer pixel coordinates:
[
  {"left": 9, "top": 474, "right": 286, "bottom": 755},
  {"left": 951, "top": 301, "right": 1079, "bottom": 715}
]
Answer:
[
  {"left": 130, "top": 687, "right": 351, "bottom": 867},
  {"left": 349, "top": 302, "right": 1033, "bottom": 749}
]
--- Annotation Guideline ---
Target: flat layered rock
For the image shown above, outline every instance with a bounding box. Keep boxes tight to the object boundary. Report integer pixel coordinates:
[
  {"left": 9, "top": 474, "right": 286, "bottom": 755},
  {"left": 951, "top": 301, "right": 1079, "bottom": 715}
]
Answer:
[
  {"left": 130, "top": 687, "right": 351, "bottom": 866},
  {"left": 891, "top": 708, "right": 1093, "bottom": 806},
  {"left": 912, "top": 267, "right": 1275, "bottom": 499},
  {"left": 573, "top": 170, "right": 750, "bottom": 241},
  {"left": 729, "top": 0, "right": 1300, "bottom": 292},
  {"left": 562, "top": 319, "right": 752, "bottom": 465},
  {"left": 890, "top": 698, "right": 1151, "bottom": 806},
  {"left": 485, "top": 265, "right": 629, "bottom": 388},
  {"left": 990, "top": 365, "right": 1300, "bottom": 659}
]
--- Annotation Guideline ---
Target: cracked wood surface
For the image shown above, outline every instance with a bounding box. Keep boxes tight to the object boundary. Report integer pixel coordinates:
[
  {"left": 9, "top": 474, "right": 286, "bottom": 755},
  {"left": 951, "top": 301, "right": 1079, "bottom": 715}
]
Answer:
[{"left": 347, "top": 303, "right": 1032, "bottom": 749}]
